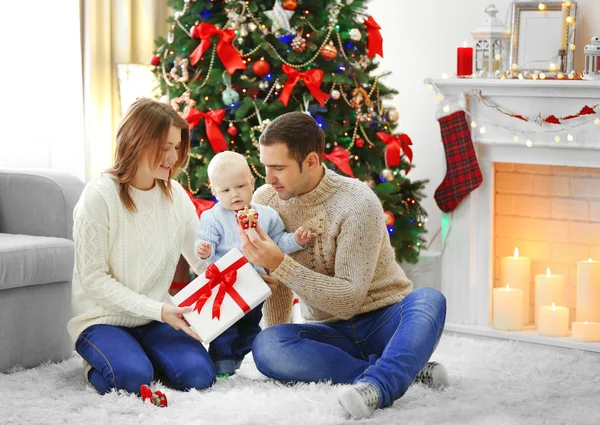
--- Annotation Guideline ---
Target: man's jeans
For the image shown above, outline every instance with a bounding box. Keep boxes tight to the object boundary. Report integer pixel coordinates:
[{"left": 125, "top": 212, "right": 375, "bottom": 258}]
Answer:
[
  {"left": 252, "top": 287, "right": 446, "bottom": 409},
  {"left": 209, "top": 302, "right": 263, "bottom": 374},
  {"left": 76, "top": 322, "right": 216, "bottom": 395}
]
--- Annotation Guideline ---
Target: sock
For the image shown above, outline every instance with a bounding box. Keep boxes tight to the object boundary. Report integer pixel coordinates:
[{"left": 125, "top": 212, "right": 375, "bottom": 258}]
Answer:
[
  {"left": 434, "top": 110, "right": 483, "bottom": 212},
  {"left": 413, "top": 361, "right": 449, "bottom": 390},
  {"left": 337, "top": 382, "right": 380, "bottom": 420}
]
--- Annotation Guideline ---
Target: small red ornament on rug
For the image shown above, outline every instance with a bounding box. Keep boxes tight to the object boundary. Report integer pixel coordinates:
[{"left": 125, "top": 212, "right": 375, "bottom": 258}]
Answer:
[{"left": 140, "top": 384, "right": 168, "bottom": 407}]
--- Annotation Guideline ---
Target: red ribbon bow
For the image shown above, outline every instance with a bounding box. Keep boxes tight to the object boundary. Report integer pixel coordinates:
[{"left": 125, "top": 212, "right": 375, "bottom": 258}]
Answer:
[
  {"left": 189, "top": 23, "right": 246, "bottom": 75},
  {"left": 280, "top": 65, "right": 330, "bottom": 107},
  {"left": 184, "top": 108, "right": 228, "bottom": 154},
  {"left": 376, "top": 132, "right": 413, "bottom": 172},
  {"left": 322, "top": 146, "right": 354, "bottom": 177},
  {"left": 178, "top": 257, "right": 251, "bottom": 320},
  {"left": 363, "top": 16, "right": 383, "bottom": 58}
]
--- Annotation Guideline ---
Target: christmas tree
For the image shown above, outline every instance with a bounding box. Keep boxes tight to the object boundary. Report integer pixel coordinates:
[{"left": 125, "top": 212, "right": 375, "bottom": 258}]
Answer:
[{"left": 151, "top": 0, "right": 428, "bottom": 263}]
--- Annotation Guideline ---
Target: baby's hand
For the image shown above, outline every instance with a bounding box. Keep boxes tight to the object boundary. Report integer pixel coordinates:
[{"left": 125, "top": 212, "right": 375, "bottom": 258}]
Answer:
[
  {"left": 195, "top": 241, "right": 212, "bottom": 259},
  {"left": 294, "top": 227, "right": 317, "bottom": 246}
]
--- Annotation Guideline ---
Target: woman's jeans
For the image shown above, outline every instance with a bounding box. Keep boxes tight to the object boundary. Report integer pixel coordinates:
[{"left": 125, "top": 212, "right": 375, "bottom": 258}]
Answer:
[
  {"left": 75, "top": 322, "right": 216, "bottom": 395},
  {"left": 252, "top": 287, "right": 446, "bottom": 409}
]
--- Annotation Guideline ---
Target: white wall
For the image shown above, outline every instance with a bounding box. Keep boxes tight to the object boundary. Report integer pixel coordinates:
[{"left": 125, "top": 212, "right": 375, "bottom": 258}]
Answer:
[{"left": 368, "top": 0, "right": 600, "bottom": 251}]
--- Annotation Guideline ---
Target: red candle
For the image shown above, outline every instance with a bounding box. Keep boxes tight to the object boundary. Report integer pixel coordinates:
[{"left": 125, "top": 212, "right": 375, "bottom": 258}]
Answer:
[{"left": 457, "top": 42, "right": 473, "bottom": 77}]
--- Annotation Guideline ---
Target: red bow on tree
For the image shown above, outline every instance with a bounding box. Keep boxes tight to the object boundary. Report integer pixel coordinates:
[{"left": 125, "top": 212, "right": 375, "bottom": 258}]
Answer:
[
  {"left": 184, "top": 108, "right": 228, "bottom": 154},
  {"left": 376, "top": 132, "right": 413, "bottom": 173},
  {"left": 183, "top": 188, "right": 215, "bottom": 218},
  {"left": 322, "top": 146, "right": 354, "bottom": 177},
  {"left": 363, "top": 16, "right": 383, "bottom": 58},
  {"left": 280, "top": 65, "right": 330, "bottom": 107},
  {"left": 189, "top": 23, "right": 246, "bottom": 75}
]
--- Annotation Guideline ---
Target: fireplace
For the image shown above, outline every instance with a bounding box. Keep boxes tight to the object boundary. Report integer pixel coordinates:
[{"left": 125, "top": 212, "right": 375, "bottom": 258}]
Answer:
[{"left": 428, "top": 78, "right": 600, "bottom": 351}]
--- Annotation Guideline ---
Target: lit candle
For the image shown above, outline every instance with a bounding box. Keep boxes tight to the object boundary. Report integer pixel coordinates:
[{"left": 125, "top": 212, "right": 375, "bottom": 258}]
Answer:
[
  {"left": 493, "top": 285, "right": 523, "bottom": 331},
  {"left": 501, "top": 248, "right": 531, "bottom": 325},
  {"left": 457, "top": 41, "right": 473, "bottom": 77},
  {"left": 572, "top": 321, "right": 600, "bottom": 342},
  {"left": 576, "top": 258, "right": 600, "bottom": 322},
  {"left": 535, "top": 267, "right": 565, "bottom": 328},
  {"left": 538, "top": 302, "right": 569, "bottom": 337}
]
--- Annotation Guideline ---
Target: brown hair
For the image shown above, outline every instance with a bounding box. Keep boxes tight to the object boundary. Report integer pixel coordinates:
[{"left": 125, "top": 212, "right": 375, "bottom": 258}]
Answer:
[
  {"left": 259, "top": 111, "right": 325, "bottom": 169},
  {"left": 107, "top": 98, "right": 190, "bottom": 212}
]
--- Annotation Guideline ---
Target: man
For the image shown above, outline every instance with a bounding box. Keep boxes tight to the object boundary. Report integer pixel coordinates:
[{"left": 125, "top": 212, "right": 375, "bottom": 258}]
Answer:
[{"left": 237, "top": 112, "right": 447, "bottom": 419}]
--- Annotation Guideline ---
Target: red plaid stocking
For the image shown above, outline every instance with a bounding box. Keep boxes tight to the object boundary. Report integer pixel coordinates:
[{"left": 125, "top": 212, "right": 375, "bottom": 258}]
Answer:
[{"left": 434, "top": 110, "right": 483, "bottom": 213}]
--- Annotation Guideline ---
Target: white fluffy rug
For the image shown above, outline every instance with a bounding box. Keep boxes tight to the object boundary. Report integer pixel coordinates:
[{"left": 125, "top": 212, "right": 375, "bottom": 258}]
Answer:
[{"left": 2, "top": 333, "right": 600, "bottom": 425}]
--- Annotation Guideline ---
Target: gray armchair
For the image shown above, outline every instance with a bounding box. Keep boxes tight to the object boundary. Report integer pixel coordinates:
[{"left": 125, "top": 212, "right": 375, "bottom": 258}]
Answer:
[{"left": 0, "top": 169, "right": 84, "bottom": 372}]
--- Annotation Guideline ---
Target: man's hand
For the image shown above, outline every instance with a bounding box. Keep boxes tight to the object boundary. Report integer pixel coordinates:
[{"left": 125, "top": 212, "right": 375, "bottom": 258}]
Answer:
[
  {"left": 260, "top": 273, "right": 282, "bottom": 291},
  {"left": 294, "top": 226, "right": 317, "bottom": 246},
  {"left": 237, "top": 223, "right": 285, "bottom": 271},
  {"left": 195, "top": 241, "right": 212, "bottom": 259},
  {"left": 161, "top": 304, "right": 202, "bottom": 342}
]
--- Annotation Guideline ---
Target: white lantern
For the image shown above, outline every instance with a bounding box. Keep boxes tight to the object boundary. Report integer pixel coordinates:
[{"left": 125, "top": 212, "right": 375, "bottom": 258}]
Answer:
[
  {"left": 583, "top": 36, "right": 600, "bottom": 80},
  {"left": 471, "top": 4, "right": 510, "bottom": 78}
]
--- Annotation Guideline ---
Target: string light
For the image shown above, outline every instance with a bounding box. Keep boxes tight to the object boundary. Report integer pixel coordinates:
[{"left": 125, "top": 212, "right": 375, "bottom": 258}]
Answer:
[
  {"left": 555, "top": 135, "right": 561, "bottom": 142},
  {"left": 538, "top": 2, "right": 546, "bottom": 10},
  {"left": 513, "top": 135, "right": 520, "bottom": 142},
  {"left": 566, "top": 16, "right": 575, "bottom": 25},
  {"left": 526, "top": 140, "right": 533, "bottom": 147},
  {"left": 567, "top": 134, "right": 574, "bottom": 141},
  {"left": 471, "top": 121, "right": 477, "bottom": 128},
  {"left": 595, "top": 118, "right": 600, "bottom": 125},
  {"left": 443, "top": 105, "right": 450, "bottom": 113},
  {"left": 549, "top": 63, "right": 557, "bottom": 71},
  {"left": 479, "top": 126, "right": 487, "bottom": 134},
  {"left": 539, "top": 73, "right": 546, "bottom": 80}
]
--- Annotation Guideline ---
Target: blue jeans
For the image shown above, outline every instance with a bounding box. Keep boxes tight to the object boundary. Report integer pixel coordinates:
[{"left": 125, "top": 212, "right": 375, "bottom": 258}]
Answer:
[
  {"left": 209, "top": 302, "right": 263, "bottom": 374},
  {"left": 251, "top": 287, "right": 446, "bottom": 409},
  {"left": 75, "top": 322, "right": 216, "bottom": 395}
]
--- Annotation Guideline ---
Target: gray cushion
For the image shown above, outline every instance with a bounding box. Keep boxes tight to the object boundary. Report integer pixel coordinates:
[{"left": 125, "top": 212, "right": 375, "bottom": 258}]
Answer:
[{"left": 0, "top": 233, "right": 73, "bottom": 290}]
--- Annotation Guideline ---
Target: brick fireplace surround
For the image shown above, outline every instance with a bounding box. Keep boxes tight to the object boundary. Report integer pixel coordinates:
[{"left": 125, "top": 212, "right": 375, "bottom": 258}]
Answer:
[{"left": 427, "top": 78, "right": 600, "bottom": 352}]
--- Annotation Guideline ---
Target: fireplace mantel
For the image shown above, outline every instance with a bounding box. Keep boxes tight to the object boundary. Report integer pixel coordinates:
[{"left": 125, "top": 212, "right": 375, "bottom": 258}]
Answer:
[{"left": 425, "top": 78, "right": 600, "bottom": 352}]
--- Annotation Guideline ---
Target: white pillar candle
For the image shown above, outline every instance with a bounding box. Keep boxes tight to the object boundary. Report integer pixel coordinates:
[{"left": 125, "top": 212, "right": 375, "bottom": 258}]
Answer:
[
  {"left": 572, "top": 321, "right": 600, "bottom": 342},
  {"left": 535, "top": 268, "right": 565, "bottom": 328},
  {"left": 576, "top": 258, "right": 600, "bottom": 322},
  {"left": 493, "top": 285, "right": 523, "bottom": 331},
  {"left": 538, "top": 302, "right": 569, "bottom": 337},
  {"left": 501, "top": 248, "right": 531, "bottom": 325}
]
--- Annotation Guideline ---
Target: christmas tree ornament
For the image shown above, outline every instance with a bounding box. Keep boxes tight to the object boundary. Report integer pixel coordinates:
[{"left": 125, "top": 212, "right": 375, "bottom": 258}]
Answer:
[
  {"left": 282, "top": 0, "right": 298, "bottom": 10},
  {"left": 355, "top": 138, "right": 365, "bottom": 148},
  {"left": 189, "top": 23, "right": 247, "bottom": 75},
  {"left": 222, "top": 88, "right": 240, "bottom": 105},
  {"left": 376, "top": 132, "right": 413, "bottom": 172},
  {"left": 387, "top": 108, "right": 400, "bottom": 122},
  {"left": 349, "top": 28, "right": 362, "bottom": 41},
  {"left": 150, "top": 55, "right": 160, "bottom": 66},
  {"left": 190, "top": 21, "right": 201, "bottom": 39},
  {"left": 227, "top": 123, "right": 238, "bottom": 136},
  {"left": 434, "top": 110, "right": 483, "bottom": 212},
  {"left": 184, "top": 107, "right": 228, "bottom": 153},
  {"left": 331, "top": 89, "right": 341, "bottom": 100},
  {"left": 263, "top": 0, "right": 294, "bottom": 34},
  {"left": 253, "top": 58, "right": 271, "bottom": 78},
  {"left": 322, "top": 146, "right": 354, "bottom": 177},
  {"left": 258, "top": 80, "right": 270, "bottom": 90},
  {"left": 280, "top": 65, "right": 330, "bottom": 107},
  {"left": 381, "top": 168, "right": 394, "bottom": 182},
  {"left": 140, "top": 385, "right": 168, "bottom": 407},
  {"left": 384, "top": 211, "right": 395, "bottom": 226},
  {"left": 320, "top": 42, "right": 338, "bottom": 61},
  {"left": 236, "top": 206, "right": 259, "bottom": 229},
  {"left": 291, "top": 30, "right": 307, "bottom": 53},
  {"left": 169, "top": 57, "right": 190, "bottom": 83}
]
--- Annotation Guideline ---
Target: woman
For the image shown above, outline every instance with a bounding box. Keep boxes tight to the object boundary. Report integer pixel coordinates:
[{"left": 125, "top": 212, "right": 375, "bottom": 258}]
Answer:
[{"left": 67, "top": 98, "right": 215, "bottom": 395}]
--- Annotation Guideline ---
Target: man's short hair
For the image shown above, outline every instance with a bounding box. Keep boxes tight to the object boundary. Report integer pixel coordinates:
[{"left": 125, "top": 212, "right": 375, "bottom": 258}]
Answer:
[{"left": 259, "top": 112, "right": 325, "bottom": 169}]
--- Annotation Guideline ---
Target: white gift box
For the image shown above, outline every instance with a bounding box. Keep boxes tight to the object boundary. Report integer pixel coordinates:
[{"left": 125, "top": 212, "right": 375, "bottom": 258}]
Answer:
[{"left": 171, "top": 248, "right": 271, "bottom": 344}]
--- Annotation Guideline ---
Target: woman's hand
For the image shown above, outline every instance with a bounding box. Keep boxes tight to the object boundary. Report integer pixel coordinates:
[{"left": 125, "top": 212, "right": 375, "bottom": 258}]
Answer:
[{"left": 161, "top": 304, "right": 202, "bottom": 342}]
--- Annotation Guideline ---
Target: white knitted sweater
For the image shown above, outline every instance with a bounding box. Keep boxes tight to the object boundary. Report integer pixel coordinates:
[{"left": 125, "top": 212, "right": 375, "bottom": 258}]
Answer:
[{"left": 67, "top": 174, "right": 206, "bottom": 343}]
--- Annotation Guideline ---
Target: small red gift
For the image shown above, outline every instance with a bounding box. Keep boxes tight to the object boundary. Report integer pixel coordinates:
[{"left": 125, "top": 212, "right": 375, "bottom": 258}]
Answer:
[{"left": 236, "top": 205, "right": 259, "bottom": 230}]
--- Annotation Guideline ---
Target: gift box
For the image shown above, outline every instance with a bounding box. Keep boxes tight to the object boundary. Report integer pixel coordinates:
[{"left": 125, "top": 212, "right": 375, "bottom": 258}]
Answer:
[{"left": 171, "top": 248, "right": 271, "bottom": 343}]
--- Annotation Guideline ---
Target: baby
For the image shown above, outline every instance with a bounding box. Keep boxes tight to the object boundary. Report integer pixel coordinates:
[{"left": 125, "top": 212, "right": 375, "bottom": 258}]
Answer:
[{"left": 194, "top": 151, "right": 316, "bottom": 376}]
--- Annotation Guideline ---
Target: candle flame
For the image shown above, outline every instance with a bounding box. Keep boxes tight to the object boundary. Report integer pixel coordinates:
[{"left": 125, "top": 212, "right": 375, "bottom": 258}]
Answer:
[
  {"left": 589, "top": 258, "right": 593, "bottom": 263},
  {"left": 552, "top": 302, "right": 557, "bottom": 311},
  {"left": 546, "top": 267, "right": 551, "bottom": 277},
  {"left": 514, "top": 247, "right": 519, "bottom": 259},
  {"left": 585, "top": 321, "right": 589, "bottom": 325},
  {"left": 463, "top": 41, "right": 468, "bottom": 48},
  {"left": 506, "top": 285, "right": 510, "bottom": 291}
]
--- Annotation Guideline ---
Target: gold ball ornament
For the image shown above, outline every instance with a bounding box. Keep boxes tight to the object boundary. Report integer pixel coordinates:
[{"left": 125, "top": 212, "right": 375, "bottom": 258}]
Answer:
[
  {"left": 349, "top": 28, "right": 362, "bottom": 41},
  {"left": 387, "top": 109, "right": 400, "bottom": 122},
  {"left": 381, "top": 169, "right": 394, "bottom": 181},
  {"left": 331, "top": 89, "right": 341, "bottom": 100},
  {"left": 320, "top": 43, "right": 338, "bottom": 61}
]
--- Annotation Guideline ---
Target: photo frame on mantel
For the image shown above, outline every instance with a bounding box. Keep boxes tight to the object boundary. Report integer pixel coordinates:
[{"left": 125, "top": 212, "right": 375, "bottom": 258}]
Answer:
[{"left": 509, "top": 1, "right": 577, "bottom": 73}]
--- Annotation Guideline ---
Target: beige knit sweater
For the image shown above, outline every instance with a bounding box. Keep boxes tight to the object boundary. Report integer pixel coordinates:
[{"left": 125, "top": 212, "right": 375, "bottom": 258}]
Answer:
[{"left": 253, "top": 167, "right": 413, "bottom": 327}]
